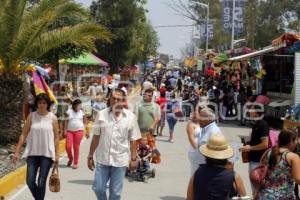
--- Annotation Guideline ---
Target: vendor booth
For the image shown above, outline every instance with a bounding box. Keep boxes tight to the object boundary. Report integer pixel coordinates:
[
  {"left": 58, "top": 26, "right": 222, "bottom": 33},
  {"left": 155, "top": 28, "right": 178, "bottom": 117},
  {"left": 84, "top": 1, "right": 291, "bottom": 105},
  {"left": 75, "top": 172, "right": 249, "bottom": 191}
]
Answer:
[
  {"left": 59, "top": 52, "right": 109, "bottom": 85},
  {"left": 228, "top": 33, "right": 300, "bottom": 122}
]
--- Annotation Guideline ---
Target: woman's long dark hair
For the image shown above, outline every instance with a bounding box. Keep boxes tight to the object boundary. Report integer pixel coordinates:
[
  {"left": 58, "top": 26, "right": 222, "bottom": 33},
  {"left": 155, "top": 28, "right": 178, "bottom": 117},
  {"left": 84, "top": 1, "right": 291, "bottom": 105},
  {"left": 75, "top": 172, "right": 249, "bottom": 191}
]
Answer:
[{"left": 268, "top": 129, "right": 297, "bottom": 169}]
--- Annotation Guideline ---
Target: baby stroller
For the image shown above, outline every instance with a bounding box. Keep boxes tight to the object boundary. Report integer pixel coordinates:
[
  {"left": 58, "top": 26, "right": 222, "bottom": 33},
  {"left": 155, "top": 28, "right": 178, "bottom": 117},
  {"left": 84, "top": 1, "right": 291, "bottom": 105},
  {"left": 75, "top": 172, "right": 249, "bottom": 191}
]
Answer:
[
  {"left": 125, "top": 157, "right": 156, "bottom": 182},
  {"left": 125, "top": 136, "right": 156, "bottom": 182}
]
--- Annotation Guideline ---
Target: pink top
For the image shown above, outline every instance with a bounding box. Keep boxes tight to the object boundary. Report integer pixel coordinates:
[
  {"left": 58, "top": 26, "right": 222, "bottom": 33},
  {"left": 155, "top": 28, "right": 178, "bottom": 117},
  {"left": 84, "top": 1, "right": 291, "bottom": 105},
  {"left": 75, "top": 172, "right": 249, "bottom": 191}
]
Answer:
[
  {"left": 256, "top": 95, "right": 270, "bottom": 105},
  {"left": 22, "top": 112, "right": 57, "bottom": 160}
]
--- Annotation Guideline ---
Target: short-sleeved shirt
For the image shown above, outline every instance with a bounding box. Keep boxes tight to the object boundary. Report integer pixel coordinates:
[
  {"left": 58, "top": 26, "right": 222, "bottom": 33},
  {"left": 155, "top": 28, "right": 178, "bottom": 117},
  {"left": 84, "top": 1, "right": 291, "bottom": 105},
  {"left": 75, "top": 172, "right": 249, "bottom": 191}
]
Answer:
[
  {"left": 249, "top": 120, "right": 269, "bottom": 162},
  {"left": 197, "top": 122, "right": 222, "bottom": 165},
  {"left": 135, "top": 101, "right": 161, "bottom": 133},
  {"left": 92, "top": 108, "right": 141, "bottom": 167},
  {"left": 66, "top": 109, "right": 84, "bottom": 131}
]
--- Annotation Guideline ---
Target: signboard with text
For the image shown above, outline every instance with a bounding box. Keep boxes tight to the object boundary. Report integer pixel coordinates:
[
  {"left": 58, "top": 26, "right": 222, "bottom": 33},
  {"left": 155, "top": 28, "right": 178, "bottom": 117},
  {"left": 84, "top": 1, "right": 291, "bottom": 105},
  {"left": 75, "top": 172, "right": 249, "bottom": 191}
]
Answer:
[
  {"left": 220, "top": 0, "right": 247, "bottom": 35},
  {"left": 199, "top": 23, "right": 214, "bottom": 41}
]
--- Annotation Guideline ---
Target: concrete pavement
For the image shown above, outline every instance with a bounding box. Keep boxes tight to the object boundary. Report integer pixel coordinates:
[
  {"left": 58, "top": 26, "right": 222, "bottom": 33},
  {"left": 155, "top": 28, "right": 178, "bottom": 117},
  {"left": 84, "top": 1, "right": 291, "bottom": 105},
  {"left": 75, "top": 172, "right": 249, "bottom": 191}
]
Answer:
[{"left": 8, "top": 94, "right": 253, "bottom": 199}]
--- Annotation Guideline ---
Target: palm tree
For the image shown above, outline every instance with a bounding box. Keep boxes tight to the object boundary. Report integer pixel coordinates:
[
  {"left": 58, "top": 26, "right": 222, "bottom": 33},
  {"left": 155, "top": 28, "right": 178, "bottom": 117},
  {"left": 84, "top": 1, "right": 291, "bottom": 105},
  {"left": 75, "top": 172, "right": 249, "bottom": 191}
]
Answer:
[{"left": 0, "top": 0, "right": 111, "bottom": 145}]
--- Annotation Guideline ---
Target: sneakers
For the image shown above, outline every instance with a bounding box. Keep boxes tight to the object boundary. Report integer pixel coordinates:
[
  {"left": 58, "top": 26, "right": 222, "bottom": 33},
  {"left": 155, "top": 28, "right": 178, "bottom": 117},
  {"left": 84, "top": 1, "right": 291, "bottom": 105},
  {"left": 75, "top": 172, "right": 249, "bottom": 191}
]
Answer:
[
  {"left": 168, "top": 139, "right": 174, "bottom": 143},
  {"left": 72, "top": 164, "right": 78, "bottom": 169}
]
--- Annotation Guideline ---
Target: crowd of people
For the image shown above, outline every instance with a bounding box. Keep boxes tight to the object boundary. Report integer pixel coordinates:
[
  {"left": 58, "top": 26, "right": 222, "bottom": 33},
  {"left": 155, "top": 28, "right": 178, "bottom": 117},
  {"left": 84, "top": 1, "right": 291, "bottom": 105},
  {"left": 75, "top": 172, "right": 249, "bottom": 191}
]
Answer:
[{"left": 11, "top": 67, "right": 300, "bottom": 200}]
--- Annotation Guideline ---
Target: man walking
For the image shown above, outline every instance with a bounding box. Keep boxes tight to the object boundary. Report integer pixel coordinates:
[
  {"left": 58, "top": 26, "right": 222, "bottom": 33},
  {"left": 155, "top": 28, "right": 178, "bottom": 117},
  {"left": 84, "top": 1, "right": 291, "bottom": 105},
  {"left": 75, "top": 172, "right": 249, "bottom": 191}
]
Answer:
[
  {"left": 87, "top": 88, "right": 141, "bottom": 200},
  {"left": 136, "top": 88, "right": 161, "bottom": 137}
]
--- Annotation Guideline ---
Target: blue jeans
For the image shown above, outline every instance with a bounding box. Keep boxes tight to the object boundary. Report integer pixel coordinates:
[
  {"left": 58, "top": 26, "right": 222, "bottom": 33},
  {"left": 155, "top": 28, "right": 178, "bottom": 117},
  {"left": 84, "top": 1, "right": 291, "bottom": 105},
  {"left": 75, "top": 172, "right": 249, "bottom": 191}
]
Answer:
[
  {"left": 26, "top": 156, "right": 53, "bottom": 200},
  {"left": 167, "top": 114, "right": 177, "bottom": 132},
  {"left": 93, "top": 164, "right": 126, "bottom": 200}
]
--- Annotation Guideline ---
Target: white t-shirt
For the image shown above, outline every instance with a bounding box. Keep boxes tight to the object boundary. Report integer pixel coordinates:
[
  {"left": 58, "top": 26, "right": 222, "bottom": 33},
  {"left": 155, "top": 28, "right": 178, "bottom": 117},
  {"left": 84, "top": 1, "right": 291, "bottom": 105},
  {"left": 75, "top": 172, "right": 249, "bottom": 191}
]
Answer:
[{"left": 67, "top": 109, "right": 85, "bottom": 131}]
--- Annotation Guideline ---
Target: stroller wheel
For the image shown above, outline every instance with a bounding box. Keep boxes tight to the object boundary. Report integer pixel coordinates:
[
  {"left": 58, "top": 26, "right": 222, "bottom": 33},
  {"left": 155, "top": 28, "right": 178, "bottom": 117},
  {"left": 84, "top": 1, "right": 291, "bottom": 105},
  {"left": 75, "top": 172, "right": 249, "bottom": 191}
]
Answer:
[
  {"left": 151, "top": 169, "right": 156, "bottom": 178},
  {"left": 139, "top": 175, "right": 146, "bottom": 182}
]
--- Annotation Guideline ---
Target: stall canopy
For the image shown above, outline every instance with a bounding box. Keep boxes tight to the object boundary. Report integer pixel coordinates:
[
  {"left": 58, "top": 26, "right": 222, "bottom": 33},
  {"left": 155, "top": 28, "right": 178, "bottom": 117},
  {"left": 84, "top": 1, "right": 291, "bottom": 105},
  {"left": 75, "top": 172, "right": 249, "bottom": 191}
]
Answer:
[
  {"left": 62, "top": 52, "right": 108, "bottom": 66},
  {"left": 228, "top": 46, "right": 278, "bottom": 61},
  {"left": 272, "top": 33, "right": 300, "bottom": 47}
]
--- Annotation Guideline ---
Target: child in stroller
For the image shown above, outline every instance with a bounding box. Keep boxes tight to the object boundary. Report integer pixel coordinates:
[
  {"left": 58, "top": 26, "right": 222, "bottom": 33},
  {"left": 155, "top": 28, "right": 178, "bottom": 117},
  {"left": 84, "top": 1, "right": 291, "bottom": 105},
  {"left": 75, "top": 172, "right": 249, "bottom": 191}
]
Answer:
[{"left": 125, "top": 136, "right": 156, "bottom": 182}]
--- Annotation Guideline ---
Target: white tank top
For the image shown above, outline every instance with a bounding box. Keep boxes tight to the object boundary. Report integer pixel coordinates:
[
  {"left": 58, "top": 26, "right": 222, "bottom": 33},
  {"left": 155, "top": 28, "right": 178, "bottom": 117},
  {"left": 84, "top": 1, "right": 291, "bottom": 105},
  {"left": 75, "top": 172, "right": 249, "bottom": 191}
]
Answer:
[
  {"left": 188, "top": 123, "right": 201, "bottom": 153},
  {"left": 22, "top": 112, "right": 56, "bottom": 160}
]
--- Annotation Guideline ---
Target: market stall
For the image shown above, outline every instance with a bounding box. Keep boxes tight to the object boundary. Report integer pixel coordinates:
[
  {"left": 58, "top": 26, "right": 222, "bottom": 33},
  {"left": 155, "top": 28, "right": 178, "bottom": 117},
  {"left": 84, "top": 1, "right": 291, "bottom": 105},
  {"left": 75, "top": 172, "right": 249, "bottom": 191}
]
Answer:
[
  {"left": 228, "top": 33, "right": 300, "bottom": 121},
  {"left": 59, "top": 52, "right": 109, "bottom": 85}
]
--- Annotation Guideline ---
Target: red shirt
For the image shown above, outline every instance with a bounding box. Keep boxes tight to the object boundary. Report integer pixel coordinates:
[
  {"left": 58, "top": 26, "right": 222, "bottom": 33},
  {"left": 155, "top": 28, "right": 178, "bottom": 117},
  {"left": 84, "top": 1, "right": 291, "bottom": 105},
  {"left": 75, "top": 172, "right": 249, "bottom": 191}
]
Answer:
[{"left": 156, "top": 97, "right": 167, "bottom": 111}]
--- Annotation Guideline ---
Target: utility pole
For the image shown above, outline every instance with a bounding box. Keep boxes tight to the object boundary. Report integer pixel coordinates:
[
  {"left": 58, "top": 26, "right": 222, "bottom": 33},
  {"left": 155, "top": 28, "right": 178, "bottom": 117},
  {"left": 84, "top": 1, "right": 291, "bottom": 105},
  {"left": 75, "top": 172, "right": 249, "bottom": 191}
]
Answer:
[
  {"left": 206, "top": 2, "right": 209, "bottom": 53},
  {"left": 231, "top": 0, "right": 236, "bottom": 50}
]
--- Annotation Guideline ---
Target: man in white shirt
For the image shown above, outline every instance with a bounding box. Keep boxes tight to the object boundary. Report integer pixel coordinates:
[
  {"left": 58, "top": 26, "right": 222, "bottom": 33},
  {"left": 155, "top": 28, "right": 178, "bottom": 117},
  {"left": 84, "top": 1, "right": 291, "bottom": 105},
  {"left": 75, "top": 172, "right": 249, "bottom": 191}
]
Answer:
[
  {"left": 197, "top": 107, "right": 222, "bottom": 165},
  {"left": 87, "top": 88, "right": 141, "bottom": 200}
]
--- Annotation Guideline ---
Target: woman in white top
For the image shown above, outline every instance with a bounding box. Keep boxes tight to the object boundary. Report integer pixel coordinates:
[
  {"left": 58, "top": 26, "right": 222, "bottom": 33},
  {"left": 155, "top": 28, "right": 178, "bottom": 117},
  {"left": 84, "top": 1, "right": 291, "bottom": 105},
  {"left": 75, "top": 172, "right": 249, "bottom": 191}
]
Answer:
[
  {"left": 186, "top": 112, "right": 202, "bottom": 175},
  {"left": 13, "top": 93, "right": 60, "bottom": 200},
  {"left": 65, "top": 99, "right": 88, "bottom": 169}
]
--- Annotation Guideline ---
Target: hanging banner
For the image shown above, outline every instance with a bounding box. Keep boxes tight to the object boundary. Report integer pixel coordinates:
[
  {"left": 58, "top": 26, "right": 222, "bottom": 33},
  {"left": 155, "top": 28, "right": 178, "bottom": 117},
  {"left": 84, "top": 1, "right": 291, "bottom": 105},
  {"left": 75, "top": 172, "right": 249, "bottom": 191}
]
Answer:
[
  {"left": 220, "top": 0, "right": 247, "bottom": 34},
  {"left": 199, "top": 23, "right": 214, "bottom": 41}
]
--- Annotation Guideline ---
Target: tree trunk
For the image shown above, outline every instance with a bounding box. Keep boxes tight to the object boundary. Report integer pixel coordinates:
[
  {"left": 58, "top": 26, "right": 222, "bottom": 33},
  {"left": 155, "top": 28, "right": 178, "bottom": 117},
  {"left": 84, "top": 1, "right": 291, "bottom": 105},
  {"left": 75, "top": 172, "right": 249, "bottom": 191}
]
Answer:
[{"left": 0, "top": 74, "right": 25, "bottom": 145}]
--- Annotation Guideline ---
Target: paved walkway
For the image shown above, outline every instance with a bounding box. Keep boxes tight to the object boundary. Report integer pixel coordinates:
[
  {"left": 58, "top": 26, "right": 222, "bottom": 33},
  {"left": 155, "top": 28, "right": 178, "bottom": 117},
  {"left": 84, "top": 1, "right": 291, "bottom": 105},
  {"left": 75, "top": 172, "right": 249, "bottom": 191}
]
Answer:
[{"left": 8, "top": 95, "right": 253, "bottom": 199}]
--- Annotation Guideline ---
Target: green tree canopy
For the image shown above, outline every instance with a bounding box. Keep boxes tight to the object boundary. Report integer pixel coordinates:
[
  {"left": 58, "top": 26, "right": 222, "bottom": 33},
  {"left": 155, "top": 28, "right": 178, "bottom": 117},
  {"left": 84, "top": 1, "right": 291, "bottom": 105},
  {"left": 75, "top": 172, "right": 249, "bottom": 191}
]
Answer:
[
  {"left": 172, "top": 0, "right": 300, "bottom": 51},
  {"left": 90, "top": 0, "right": 159, "bottom": 72}
]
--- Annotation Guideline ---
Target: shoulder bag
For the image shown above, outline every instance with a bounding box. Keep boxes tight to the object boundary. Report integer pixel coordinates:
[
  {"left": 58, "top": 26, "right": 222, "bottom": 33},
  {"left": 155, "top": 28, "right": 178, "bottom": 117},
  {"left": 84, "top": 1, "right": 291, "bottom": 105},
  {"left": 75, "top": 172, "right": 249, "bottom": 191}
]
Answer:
[{"left": 249, "top": 149, "right": 270, "bottom": 190}]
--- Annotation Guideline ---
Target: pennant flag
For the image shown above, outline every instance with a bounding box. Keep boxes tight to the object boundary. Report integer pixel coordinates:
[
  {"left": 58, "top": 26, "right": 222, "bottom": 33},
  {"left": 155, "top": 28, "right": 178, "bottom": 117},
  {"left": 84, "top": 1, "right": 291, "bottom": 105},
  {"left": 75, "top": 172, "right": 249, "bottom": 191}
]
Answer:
[{"left": 32, "top": 70, "right": 58, "bottom": 104}]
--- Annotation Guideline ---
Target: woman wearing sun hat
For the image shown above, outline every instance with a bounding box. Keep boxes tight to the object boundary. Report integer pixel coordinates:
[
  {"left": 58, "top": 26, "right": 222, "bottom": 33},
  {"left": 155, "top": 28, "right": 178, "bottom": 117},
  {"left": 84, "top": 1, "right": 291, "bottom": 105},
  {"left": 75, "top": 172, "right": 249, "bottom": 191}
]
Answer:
[{"left": 187, "top": 133, "right": 247, "bottom": 200}]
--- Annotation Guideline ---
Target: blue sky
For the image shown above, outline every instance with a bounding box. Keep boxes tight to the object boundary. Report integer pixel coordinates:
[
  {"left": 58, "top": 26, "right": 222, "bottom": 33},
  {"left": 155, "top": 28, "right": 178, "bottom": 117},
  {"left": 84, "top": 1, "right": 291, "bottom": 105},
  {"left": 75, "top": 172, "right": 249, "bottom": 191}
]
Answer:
[{"left": 75, "top": 0, "right": 193, "bottom": 58}]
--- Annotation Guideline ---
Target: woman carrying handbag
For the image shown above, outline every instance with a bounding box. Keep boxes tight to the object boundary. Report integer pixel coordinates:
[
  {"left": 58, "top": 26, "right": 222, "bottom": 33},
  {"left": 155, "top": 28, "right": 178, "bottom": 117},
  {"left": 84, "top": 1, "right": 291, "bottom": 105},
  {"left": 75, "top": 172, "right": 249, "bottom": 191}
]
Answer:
[
  {"left": 255, "top": 129, "right": 300, "bottom": 200},
  {"left": 13, "top": 94, "right": 60, "bottom": 200}
]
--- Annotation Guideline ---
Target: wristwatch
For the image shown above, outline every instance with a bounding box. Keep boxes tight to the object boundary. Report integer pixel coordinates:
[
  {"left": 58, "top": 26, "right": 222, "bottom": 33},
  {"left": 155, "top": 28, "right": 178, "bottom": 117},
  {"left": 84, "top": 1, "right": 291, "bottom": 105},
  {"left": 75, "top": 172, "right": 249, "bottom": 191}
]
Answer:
[
  {"left": 87, "top": 155, "right": 93, "bottom": 160},
  {"left": 131, "top": 157, "right": 137, "bottom": 162}
]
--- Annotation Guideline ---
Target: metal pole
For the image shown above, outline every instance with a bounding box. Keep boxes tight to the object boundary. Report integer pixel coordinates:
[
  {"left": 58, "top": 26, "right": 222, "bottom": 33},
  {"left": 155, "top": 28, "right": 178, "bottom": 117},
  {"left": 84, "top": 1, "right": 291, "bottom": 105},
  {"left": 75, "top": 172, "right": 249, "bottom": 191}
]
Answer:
[
  {"left": 206, "top": 3, "right": 209, "bottom": 53},
  {"left": 231, "top": 0, "right": 235, "bottom": 50}
]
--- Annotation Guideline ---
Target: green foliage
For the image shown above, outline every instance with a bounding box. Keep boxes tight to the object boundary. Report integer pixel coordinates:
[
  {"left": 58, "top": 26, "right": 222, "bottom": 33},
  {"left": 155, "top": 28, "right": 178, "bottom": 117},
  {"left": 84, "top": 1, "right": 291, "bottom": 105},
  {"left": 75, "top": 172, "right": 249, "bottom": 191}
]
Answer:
[
  {"left": 0, "top": 0, "right": 112, "bottom": 74},
  {"left": 186, "top": 0, "right": 299, "bottom": 51},
  {"left": 90, "top": 0, "right": 159, "bottom": 72}
]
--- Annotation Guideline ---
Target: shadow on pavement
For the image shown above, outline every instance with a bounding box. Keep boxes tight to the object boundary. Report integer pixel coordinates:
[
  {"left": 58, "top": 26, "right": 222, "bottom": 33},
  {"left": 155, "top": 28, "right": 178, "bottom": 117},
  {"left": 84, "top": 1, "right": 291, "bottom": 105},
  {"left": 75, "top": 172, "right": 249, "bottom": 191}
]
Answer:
[
  {"left": 160, "top": 196, "right": 185, "bottom": 200},
  {"left": 68, "top": 179, "right": 93, "bottom": 185},
  {"left": 58, "top": 164, "right": 69, "bottom": 168}
]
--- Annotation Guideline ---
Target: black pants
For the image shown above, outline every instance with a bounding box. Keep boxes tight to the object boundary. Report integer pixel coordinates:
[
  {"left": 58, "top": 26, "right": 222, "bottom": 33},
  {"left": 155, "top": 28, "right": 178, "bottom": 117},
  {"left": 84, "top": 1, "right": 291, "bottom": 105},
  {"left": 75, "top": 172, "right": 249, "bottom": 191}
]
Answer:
[{"left": 26, "top": 156, "right": 53, "bottom": 200}]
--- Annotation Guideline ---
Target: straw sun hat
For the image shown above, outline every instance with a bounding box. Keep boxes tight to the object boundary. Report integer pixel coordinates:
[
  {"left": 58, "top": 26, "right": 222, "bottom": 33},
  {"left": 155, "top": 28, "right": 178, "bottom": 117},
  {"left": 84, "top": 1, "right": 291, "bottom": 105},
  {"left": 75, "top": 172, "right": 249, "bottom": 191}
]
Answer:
[{"left": 199, "top": 133, "right": 233, "bottom": 160}]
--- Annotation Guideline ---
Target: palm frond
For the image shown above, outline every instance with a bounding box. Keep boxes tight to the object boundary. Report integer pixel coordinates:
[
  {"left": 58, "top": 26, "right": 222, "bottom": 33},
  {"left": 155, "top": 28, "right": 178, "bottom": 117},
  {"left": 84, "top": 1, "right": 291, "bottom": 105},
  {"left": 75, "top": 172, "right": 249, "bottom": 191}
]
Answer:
[
  {"left": 22, "top": 0, "right": 86, "bottom": 27},
  {"left": 0, "top": 0, "right": 112, "bottom": 74},
  {"left": 25, "top": 23, "right": 112, "bottom": 60},
  {"left": 0, "top": 0, "right": 27, "bottom": 61},
  {"left": 6, "top": 0, "right": 92, "bottom": 72}
]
